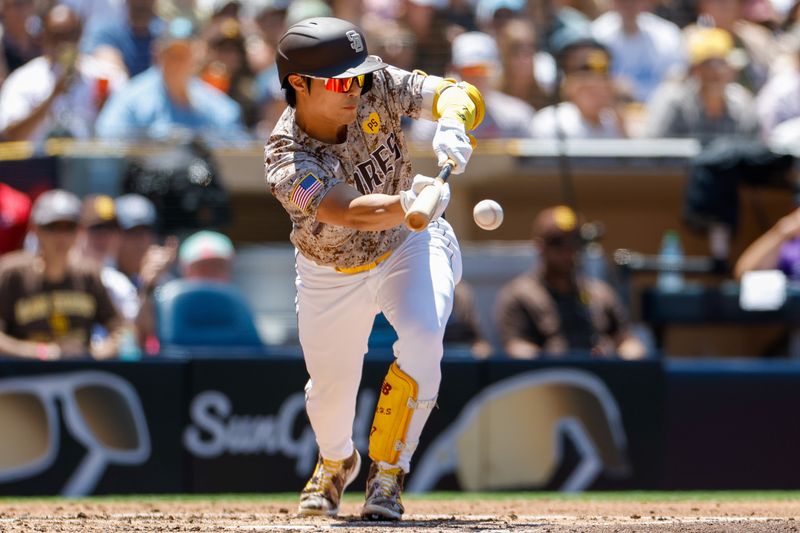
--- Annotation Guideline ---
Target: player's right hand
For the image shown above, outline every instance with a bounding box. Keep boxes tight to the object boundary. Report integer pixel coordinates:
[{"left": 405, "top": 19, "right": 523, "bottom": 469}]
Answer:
[{"left": 399, "top": 173, "right": 450, "bottom": 220}]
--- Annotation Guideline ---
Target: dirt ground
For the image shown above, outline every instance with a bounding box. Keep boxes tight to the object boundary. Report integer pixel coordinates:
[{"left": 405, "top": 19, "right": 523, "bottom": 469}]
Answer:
[{"left": 1, "top": 496, "right": 799, "bottom": 532}]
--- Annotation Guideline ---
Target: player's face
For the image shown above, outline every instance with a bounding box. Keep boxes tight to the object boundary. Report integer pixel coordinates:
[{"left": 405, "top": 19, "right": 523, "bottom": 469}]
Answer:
[{"left": 306, "top": 76, "right": 363, "bottom": 125}]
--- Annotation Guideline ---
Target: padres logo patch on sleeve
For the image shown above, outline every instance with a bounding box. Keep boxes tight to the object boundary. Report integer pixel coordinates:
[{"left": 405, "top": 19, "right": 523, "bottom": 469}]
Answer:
[{"left": 290, "top": 172, "right": 323, "bottom": 212}]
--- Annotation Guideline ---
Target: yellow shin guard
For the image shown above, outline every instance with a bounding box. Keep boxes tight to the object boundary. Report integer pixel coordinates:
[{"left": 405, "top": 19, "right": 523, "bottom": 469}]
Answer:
[{"left": 369, "top": 362, "right": 436, "bottom": 464}]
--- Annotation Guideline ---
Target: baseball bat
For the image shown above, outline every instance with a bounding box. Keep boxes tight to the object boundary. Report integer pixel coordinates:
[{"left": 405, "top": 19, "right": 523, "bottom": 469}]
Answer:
[{"left": 404, "top": 159, "right": 455, "bottom": 232}]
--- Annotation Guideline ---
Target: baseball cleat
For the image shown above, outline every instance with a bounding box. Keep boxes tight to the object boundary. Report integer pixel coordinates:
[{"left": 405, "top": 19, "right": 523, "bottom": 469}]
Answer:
[
  {"left": 360, "top": 462, "right": 405, "bottom": 521},
  {"left": 298, "top": 449, "right": 361, "bottom": 517}
]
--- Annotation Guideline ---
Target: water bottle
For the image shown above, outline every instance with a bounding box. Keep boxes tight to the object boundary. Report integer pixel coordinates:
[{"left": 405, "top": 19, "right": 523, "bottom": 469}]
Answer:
[{"left": 657, "top": 230, "right": 685, "bottom": 292}]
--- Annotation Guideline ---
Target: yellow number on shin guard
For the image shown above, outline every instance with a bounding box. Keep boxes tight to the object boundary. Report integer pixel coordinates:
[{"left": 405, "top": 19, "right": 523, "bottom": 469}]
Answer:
[{"left": 369, "top": 362, "right": 419, "bottom": 464}]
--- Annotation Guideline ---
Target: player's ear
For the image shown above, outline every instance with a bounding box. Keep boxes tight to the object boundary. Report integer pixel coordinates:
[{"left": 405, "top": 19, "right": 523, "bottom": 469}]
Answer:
[{"left": 288, "top": 74, "right": 310, "bottom": 95}]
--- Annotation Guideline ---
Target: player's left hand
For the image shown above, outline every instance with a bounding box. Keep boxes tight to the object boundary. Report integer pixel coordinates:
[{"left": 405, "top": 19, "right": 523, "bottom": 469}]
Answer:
[{"left": 432, "top": 118, "right": 474, "bottom": 174}]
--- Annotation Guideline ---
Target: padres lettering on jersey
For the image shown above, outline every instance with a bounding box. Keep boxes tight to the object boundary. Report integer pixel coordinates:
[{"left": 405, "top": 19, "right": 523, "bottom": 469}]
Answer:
[
  {"left": 264, "top": 67, "right": 428, "bottom": 269},
  {"left": 352, "top": 132, "right": 403, "bottom": 195}
]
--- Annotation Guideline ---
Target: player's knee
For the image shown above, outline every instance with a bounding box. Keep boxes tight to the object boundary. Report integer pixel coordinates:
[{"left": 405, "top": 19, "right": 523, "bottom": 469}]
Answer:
[
  {"left": 397, "top": 321, "right": 445, "bottom": 350},
  {"left": 397, "top": 323, "right": 444, "bottom": 360}
]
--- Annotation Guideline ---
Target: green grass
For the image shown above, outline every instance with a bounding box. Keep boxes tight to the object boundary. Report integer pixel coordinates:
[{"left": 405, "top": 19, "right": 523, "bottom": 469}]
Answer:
[{"left": 2, "top": 491, "right": 800, "bottom": 504}]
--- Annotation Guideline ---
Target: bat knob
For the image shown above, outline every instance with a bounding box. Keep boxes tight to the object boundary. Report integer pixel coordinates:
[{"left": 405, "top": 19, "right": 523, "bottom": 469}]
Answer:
[{"left": 405, "top": 211, "right": 430, "bottom": 232}]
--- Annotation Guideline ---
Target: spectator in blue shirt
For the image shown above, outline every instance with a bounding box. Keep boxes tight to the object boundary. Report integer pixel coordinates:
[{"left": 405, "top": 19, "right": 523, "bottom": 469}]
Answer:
[
  {"left": 81, "top": 0, "right": 166, "bottom": 78},
  {"left": 95, "top": 17, "right": 250, "bottom": 144}
]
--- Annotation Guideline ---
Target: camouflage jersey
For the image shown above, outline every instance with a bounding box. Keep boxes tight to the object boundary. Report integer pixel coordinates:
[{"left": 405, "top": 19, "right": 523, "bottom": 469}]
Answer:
[{"left": 264, "top": 66, "right": 427, "bottom": 269}]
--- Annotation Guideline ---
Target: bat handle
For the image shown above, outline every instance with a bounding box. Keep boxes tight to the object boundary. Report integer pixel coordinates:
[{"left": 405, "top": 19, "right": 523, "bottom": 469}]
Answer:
[
  {"left": 437, "top": 159, "right": 455, "bottom": 182},
  {"left": 403, "top": 159, "right": 456, "bottom": 232}
]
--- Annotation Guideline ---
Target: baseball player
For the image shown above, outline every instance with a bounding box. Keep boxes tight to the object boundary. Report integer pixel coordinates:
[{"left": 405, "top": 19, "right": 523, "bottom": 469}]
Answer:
[{"left": 264, "top": 17, "right": 483, "bottom": 521}]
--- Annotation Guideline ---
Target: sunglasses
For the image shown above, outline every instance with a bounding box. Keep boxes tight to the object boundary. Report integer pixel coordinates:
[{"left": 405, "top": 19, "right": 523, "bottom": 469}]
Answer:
[
  {"left": 0, "top": 371, "right": 150, "bottom": 496},
  {"left": 308, "top": 74, "right": 367, "bottom": 93}
]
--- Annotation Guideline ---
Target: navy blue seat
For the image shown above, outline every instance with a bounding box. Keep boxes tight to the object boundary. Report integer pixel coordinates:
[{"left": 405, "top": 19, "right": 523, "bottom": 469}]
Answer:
[{"left": 155, "top": 279, "right": 264, "bottom": 355}]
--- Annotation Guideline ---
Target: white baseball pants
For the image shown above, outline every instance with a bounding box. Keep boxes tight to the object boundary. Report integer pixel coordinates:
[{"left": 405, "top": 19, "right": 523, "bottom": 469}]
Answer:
[{"left": 295, "top": 219, "right": 462, "bottom": 473}]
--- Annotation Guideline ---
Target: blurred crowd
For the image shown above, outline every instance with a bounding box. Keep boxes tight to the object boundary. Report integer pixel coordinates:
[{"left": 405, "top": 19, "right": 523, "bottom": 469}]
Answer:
[
  {"left": 0, "top": 187, "right": 246, "bottom": 360},
  {"left": 3, "top": 0, "right": 800, "bottom": 361},
  {"left": 0, "top": 184, "right": 649, "bottom": 361},
  {"left": 1, "top": 0, "right": 800, "bottom": 146}
]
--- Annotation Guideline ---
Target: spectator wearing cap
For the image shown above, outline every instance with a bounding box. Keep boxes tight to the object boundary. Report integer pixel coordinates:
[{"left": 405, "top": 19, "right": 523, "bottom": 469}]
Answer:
[
  {"left": 646, "top": 27, "right": 758, "bottom": 143},
  {"left": 81, "top": 0, "right": 167, "bottom": 78},
  {"left": 116, "top": 194, "right": 178, "bottom": 352},
  {"left": 0, "top": 182, "right": 32, "bottom": 256},
  {"left": 134, "top": 229, "right": 233, "bottom": 348},
  {"left": 75, "top": 194, "right": 139, "bottom": 325},
  {"left": 494, "top": 205, "right": 646, "bottom": 360},
  {"left": 0, "top": 189, "right": 122, "bottom": 360},
  {"left": 591, "top": 0, "right": 686, "bottom": 103},
  {"left": 532, "top": 35, "right": 626, "bottom": 138},
  {"left": 684, "top": 0, "right": 781, "bottom": 93},
  {"left": 200, "top": 17, "right": 260, "bottom": 129},
  {"left": 178, "top": 230, "right": 234, "bottom": 281},
  {"left": 649, "top": 28, "right": 794, "bottom": 273},
  {"left": 410, "top": 31, "right": 536, "bottom": 140},
  {"left": 95, "top": 17, "right": 250, "bottom": 144},
  {"left": 0, "top": 4, "right": 126, "bottom": 143},
  {"left": 116, "top": 193, "right": 171, "bottom": 291}
]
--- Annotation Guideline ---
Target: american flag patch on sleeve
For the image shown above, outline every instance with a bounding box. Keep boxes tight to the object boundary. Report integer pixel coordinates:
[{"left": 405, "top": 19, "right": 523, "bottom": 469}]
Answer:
[{"left": 289, "top": 172, "right": 323, "bottom": 212}]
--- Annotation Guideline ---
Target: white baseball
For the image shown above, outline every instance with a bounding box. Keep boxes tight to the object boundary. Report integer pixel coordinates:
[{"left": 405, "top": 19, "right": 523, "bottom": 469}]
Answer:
[{"left": 473, "top": 199, "right": 504, "bottom": 230}]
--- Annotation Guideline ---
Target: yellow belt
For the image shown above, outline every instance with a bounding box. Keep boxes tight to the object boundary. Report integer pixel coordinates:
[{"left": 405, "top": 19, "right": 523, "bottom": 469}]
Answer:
[{"left": 335, "top": 250, "right": 393, "bottom": 274}]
